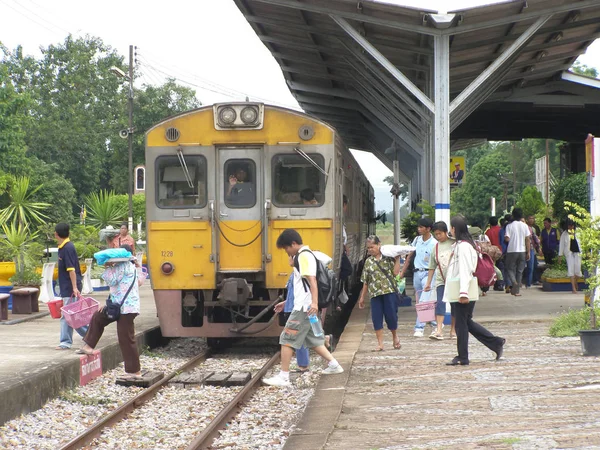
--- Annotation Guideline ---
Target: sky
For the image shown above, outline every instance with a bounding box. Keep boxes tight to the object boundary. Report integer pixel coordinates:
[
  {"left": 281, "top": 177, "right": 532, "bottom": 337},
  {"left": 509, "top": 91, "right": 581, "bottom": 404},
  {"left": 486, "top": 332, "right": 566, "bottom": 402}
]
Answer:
[{"left": 1, "top": 0, "right": 599, "bottom": 212}]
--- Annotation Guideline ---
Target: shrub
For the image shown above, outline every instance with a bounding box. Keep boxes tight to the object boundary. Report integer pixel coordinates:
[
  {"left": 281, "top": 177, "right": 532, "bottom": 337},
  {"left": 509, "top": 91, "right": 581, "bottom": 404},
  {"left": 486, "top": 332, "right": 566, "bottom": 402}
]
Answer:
[
  {"left": 549, "top": 308, "right": 600, "bottom": 337},
  {"left": 552, "top": 173, "right": 589, "bottom": 223}
]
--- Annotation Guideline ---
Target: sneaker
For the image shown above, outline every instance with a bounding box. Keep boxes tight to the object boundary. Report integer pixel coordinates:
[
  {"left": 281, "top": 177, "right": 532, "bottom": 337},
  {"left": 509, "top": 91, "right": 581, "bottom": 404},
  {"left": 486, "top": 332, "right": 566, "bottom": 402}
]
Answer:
[
  {"left": 262, "top": 374, "right": 291, "bottom": 387},
  {"left": 322, "top": 364, "right": 344, "bottom": 375},
  {"left": 413, "top": 329, "right": 424, "bottom": 337}
]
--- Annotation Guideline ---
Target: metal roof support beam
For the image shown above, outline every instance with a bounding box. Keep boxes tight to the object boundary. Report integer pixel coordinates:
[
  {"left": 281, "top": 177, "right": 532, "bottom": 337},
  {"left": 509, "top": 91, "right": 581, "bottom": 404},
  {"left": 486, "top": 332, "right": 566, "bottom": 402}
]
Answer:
[
  {"left": 286, "top": 81, "right": 356, "bottom": 99},
  {"left": 349, "top": 68, "right": 424, "bottom": 138},
  {"left": 339, "top": 40, "right": 429, "bottom": 121},
  {"left": 433, "top": 33, "right": 450, "bottom": 225},
  {"left": 450, "top": 14, "right": 552, "bottom": 115},
  {"left": 448, "top": 0, "right": 600, "bottom": 35},
  {"left": 330, "top": 15, "right": 435, "bottom": 113},
  {"left": 252, "top": 0, "right": 442, "bottom": 36}
]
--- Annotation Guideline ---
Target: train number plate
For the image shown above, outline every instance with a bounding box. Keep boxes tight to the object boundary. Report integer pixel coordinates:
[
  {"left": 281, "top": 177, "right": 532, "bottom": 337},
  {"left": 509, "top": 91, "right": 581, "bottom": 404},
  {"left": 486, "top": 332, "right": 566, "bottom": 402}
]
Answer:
[{"left": 161, "top": 250, "right": 174, "bottom": 257}]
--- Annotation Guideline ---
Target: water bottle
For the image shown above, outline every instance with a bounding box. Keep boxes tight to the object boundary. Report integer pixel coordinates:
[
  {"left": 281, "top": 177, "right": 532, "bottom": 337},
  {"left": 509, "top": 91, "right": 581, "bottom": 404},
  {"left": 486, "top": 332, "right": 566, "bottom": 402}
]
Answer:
[{"left": 308, "top": 314, "right": 324, "bottom": 337}]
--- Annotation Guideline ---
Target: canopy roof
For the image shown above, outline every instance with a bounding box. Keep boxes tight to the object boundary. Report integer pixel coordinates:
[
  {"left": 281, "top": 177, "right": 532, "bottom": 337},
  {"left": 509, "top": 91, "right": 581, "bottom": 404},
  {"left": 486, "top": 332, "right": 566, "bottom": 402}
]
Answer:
[{"left": 235, "top": 0, "right": 600, "bottom": 172}]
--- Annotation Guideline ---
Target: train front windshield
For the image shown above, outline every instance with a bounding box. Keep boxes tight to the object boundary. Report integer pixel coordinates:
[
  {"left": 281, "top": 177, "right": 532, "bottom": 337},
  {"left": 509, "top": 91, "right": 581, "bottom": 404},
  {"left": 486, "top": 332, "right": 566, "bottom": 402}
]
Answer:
[{"left": 156, "top": 155, "right": 207, "bottom": 208}]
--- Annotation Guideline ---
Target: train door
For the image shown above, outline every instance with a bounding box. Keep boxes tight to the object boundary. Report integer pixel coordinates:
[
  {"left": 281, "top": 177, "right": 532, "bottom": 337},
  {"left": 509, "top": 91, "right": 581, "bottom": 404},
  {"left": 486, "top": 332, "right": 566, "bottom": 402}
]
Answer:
[{"left": 216, "top": 148, "right": 263, "bottom": 271}]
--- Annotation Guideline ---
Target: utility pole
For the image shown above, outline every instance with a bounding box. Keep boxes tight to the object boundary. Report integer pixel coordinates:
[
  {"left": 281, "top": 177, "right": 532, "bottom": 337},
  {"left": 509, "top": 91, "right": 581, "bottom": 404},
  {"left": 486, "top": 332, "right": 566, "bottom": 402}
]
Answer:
[
  {"left": 545, "top": 139, "right": 550, "bottom": 205},
  {"left": 127, "top": 45, "right": 134, "bottom": 232},
  {"left": 512, "top": 142, "right": 517, "bottom": 208}
]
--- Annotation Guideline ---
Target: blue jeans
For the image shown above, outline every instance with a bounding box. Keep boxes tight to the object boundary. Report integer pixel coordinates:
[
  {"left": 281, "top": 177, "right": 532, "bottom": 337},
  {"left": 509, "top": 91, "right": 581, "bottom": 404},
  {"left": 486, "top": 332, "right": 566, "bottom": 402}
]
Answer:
[
  {"left": 413, "top": 270, "right": 436, "bottom": 330},
  {"left": 59, "top": 296, "right": 89, "bottom": 348},
  {"left": 371, "top": 293, "right": 398, "bottom": 331},
  {"left": 296, "top": 346, "right": 310, "bottom": 368},
  {"left": 526, "top": 249, "right": 538, "bottom": 287}
]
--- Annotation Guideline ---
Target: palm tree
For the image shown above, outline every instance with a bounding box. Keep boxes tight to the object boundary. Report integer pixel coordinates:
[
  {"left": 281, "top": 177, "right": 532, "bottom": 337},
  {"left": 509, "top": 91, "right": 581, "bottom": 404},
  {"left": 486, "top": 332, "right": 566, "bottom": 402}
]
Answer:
[
  {"left": 0, "top": 176, "right": 51, "bottom": 227},
  {"left": 85, "top": 190, "right": 128, "bottom": 228},
  {"left": 1, "top": 222, "right": 38, "bottom": 280}
]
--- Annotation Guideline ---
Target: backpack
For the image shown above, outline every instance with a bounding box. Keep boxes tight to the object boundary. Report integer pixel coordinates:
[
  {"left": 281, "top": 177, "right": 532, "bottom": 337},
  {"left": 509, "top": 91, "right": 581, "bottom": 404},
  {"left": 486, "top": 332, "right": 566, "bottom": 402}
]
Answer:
[
  {"left": 294, "top": 249, "right": 337, "bottom": 309},
  {"left": 474, "top": 243, "right": 497, "bottom": 288}
]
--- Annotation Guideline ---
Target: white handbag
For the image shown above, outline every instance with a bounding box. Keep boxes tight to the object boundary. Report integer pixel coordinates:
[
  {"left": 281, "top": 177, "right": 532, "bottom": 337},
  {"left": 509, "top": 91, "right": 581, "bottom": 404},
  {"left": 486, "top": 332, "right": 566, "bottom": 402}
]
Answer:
[{"left": 445, "top": 276, "right": 479, "bottom": 302}]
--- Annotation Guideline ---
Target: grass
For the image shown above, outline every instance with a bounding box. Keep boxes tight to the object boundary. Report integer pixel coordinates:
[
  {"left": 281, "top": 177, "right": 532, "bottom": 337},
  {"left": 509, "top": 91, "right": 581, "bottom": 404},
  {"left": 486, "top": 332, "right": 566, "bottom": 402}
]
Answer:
[
  {"left": 376, "top": 223, "right": 395, "bottom": 245},
  {"left": 60, "top": 390, "right": 112, "bottom": 405},
  {"left": 141, "top": 345, "right": 163, "bottom": 358},
  {"left": 499, "top": 437, "right": 522, "bottom": 445},
  {"left": 549, "top": 307, "right": 599, "bottom": 337}
]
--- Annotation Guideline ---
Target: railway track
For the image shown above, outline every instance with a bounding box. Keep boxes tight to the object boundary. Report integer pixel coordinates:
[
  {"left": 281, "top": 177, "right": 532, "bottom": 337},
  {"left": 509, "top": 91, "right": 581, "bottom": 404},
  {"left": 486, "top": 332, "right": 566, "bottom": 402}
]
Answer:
[{"left": 59, "top": 349, "right": 281, "bottom": 450}]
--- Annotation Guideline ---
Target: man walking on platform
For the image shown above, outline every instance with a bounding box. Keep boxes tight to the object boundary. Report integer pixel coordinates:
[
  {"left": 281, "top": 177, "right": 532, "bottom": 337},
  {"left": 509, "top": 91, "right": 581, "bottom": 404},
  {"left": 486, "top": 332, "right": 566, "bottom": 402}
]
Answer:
[
  {"left": 54, "top": 223, "right": 87, "bottom": 350},
  {"left": 504, "top": 208, "right": 531, "bottom": 297}
]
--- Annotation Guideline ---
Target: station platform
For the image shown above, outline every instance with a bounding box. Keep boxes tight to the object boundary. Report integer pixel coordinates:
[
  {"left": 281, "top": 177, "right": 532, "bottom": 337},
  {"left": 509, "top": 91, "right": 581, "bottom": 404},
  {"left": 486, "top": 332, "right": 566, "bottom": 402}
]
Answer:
[
  {"left": 0, "top": 284, "right": 161, "bottom": 426},
  {"left": 285, "top": 287, "right": 600, "bottom": 450}
]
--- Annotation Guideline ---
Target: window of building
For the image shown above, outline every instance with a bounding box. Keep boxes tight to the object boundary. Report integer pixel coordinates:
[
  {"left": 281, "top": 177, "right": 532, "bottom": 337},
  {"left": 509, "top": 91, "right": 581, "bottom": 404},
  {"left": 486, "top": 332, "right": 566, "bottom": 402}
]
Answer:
[
  {"left": 272, "top": 154, "right": 325, "bottom": 207},
  {"left": 224, "top": 159, "right": 256, "bottom": 208},
  {"left": 155, "top": 155, "right": 207, "bottom": 208}
]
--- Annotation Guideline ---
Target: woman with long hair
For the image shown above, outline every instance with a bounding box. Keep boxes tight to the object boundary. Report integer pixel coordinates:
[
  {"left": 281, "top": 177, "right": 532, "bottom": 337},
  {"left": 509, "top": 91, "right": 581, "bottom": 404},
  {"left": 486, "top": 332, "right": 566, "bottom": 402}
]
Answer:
[
  {"left": 358, "top": 235, "right": 401, "bottom": 351},
  {"left": 444, "top": 216, "right": 505, "bottom": 366}
]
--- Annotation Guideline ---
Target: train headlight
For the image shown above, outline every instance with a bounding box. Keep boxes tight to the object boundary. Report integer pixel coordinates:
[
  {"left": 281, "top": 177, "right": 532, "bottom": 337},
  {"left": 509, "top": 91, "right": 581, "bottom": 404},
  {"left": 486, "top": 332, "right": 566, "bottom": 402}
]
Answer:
[
  {"left": 218, "top": 107, "right": 237, "bottom": 125},
  {"left": 240, "top": 106, "right": 258, "bottom": 125},
  {"left": 161, "top": 262, "right": 174, "bottom": 275}
]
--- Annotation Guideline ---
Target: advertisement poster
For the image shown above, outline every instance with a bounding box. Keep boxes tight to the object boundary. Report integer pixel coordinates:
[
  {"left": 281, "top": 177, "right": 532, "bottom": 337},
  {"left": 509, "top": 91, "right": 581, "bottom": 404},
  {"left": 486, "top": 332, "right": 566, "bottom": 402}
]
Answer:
[{"left": 450, "top": 156, "right": 465, "bottom": 185}]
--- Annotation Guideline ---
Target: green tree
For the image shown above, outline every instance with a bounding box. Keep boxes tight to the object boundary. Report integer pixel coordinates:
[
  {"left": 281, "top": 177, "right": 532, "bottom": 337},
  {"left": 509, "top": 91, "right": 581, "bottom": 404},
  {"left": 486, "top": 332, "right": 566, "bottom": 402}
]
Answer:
[
  {"left": 516, "top": 185, "right": 545, "bottom": 217},
  {"left": 84, "top": 190, "right": 128, "bottom": 228},
  {"left": 112, "top": 194, "right": 146, "bottom": 224},
  {"left": 108, "top": 79, "right": 201, "bottom": 193},
  {"left": 451, "top": 151, "right": 512, "bottom": 225},
  {"left": 5, "top": 36, "right": 126, "bottom": 200},
  {"left": 552, "top": 173, "right": 589, "bottom": 223},
  {"left": 571, "top": 61, "right": 599, "bottom": 78},
  {"left": 382, "top": 176, "right": 408, "bottom": 201}
]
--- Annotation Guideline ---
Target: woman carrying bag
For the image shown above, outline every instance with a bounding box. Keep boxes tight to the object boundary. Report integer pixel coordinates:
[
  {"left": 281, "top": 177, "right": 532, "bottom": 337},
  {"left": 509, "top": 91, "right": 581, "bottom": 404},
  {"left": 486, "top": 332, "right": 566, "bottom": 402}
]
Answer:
[
  {"left": 444, "top": 216, "right": 505, "bottom": 366},
  {"left": 77, "top": 251, "right": 141, "bottom": 381}
]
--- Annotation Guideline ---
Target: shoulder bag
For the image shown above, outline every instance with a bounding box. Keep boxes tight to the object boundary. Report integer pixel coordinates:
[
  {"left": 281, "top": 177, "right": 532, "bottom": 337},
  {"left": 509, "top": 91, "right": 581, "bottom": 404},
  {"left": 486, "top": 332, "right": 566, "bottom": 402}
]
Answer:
[
  {"left": 103, "top": 270, "right": 137, "bottom": 322},
  {"left": 373, "top": 257, "right": 410, "bottom": 308}
]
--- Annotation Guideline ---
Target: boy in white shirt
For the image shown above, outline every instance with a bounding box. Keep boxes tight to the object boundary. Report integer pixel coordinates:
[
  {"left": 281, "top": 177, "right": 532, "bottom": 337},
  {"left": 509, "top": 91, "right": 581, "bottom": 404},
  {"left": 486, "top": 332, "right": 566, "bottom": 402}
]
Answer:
[{"left": 263, "top": 229, "right": 343, "bottom": 387}]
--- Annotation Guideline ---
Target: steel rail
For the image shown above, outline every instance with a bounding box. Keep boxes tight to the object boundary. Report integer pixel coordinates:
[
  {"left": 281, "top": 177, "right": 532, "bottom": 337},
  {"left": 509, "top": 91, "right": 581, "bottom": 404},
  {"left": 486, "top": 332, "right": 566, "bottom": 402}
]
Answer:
[
  {"left": 60, "top": 349, "right": 212, "bottom": 450},
  {"left": 186, "top": 351, "right": 281, "bottom": 450}
]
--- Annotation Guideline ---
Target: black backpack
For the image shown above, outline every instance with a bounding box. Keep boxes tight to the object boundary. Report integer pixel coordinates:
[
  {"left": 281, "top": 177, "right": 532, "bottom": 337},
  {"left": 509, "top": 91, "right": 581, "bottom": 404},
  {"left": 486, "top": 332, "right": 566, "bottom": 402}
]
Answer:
[{"left": 293, "top": 249, "right": 337, "bottom": 309}]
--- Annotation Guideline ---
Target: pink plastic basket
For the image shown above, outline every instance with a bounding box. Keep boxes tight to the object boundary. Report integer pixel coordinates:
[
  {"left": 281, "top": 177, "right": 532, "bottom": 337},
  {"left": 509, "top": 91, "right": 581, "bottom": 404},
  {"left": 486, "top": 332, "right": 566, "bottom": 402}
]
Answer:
[
  {"left": 415, "top": 301, "right": 436, "bottom": 323},
  {"left": 61, "top": 296, "right": 99, "bottom": 329}
]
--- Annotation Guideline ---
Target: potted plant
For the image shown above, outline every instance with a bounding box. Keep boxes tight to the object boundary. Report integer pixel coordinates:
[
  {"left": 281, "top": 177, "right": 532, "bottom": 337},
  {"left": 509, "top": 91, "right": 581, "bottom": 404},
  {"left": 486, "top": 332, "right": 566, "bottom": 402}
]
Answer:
[
  {"left": 564, "top": 201, "right": 600, "bottom": 356},
  {"left": 541, "top": 260, "right": 587, "bottom": 292}
]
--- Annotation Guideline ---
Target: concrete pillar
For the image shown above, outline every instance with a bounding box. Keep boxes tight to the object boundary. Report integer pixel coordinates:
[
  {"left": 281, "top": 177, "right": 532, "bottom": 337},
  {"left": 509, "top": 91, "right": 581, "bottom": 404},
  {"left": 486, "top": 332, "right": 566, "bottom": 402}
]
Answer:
[{"left": 433, "top": 34, "right": 451, "bottom": 225}]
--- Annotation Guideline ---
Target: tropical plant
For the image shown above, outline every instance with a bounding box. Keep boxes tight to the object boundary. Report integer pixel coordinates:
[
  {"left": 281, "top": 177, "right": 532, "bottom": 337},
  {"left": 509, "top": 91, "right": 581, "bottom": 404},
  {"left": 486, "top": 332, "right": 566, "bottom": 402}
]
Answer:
[
  {"left": 0, "top": 222, "right": 38, "bottom": 283},
  {"left": 0, "top": 176, "right": 50, "bottom": 227},
  {"left": 564, "top": 201, "right": 600, "bottom": 329},
  {"left": 400, "top": 200, "right": 435, "bottom": 242},
  {"left": 516, "top": 185, "right": 545, "bottom": 218},
  {"left": 84, "top": 190, "right": 128, "bottom": 228}
]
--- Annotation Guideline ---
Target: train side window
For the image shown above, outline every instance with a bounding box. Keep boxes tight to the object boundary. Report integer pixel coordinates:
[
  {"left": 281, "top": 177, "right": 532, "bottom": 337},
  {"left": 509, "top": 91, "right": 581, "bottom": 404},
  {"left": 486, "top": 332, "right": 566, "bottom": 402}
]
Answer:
[
  {"left": 272, "top": 154, "right": 325, "bottom": 207},
  {"left": 224, "top": 159, "right": 256, "bottom": 208},
  {"left": 155, "top": 155, "right": 207, "bottom": 208}
]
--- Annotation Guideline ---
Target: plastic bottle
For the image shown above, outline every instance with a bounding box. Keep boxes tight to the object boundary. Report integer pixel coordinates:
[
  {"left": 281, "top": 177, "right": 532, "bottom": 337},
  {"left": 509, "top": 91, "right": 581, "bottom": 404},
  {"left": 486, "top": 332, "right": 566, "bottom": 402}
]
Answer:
[{"left": 308, "top": 314, "right": 324, "bottom": 337}]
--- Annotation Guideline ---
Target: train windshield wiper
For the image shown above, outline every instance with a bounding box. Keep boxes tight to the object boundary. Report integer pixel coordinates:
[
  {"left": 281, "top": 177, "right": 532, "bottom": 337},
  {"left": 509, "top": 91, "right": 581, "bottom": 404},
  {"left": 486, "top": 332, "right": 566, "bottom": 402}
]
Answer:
[
  {"left": 293, "top": 147, "right": 328, "bottom": 178},
  {"left": 176, "top": 147, "right": 194, "bottom": 188}
]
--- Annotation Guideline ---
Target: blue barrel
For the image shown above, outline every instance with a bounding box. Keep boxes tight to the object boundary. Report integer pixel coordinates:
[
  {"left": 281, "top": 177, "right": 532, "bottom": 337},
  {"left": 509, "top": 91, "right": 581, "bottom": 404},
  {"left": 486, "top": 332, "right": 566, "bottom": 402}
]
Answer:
[
  {"left": 443, "top": 312, "right": 452, "bottom": 325},
  {"left": 0, "top": 285, "right": 14, "bottom": 310}
]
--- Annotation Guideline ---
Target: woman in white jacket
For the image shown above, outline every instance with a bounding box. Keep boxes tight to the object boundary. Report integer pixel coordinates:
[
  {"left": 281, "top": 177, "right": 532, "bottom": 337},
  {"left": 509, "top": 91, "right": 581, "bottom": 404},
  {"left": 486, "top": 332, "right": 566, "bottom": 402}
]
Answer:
[
  {"left": 558, "top": 219, "right": 582, "bottom": 294},
  {"left": 444, "top": 216, "right": 506, "bottom": 366}
]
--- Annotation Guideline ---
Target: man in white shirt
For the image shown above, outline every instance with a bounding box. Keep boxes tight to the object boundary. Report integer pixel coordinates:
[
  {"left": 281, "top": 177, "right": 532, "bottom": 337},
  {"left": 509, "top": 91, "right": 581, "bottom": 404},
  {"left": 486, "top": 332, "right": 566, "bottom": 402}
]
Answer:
[
  {"left": 504, "top": 208, "right": 531, "bottom": 297},
  {"left": 263, "top": 229, "right": 343, "bottom": 387}
]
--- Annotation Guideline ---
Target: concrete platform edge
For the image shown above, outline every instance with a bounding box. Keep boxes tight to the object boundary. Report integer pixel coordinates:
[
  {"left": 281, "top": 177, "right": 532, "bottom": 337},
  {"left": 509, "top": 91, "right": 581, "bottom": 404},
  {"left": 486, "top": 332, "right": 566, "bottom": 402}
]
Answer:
[
  {"left": 283, "top": 303, "right": 369, "bottom": 450},
  {"left": 0, "top": 325, "right": 164, "bottom": 426}
]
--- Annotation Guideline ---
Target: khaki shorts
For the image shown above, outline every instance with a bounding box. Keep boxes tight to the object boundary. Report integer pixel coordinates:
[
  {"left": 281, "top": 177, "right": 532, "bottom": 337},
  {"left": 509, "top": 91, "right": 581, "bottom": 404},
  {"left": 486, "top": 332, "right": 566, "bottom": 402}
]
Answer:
[{"left": 280, "top": 310, "right": 325, "bottom": 350}]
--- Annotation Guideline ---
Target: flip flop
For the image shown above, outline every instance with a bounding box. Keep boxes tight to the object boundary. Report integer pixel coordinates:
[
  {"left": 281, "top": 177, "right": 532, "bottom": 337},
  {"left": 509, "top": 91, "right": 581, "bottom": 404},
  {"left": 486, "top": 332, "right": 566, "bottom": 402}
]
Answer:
[
  {"left": 372, "top": 347, "right": 384, "bottom": 352},
  {"left": 393, "top": 341, "right": 402, "bottom": 349},
  {"left": 55, "top": 346, "right": 70, "bottom": 350},
  {"left": 75, "top": 348, "right": 94, "bottom": 355}
]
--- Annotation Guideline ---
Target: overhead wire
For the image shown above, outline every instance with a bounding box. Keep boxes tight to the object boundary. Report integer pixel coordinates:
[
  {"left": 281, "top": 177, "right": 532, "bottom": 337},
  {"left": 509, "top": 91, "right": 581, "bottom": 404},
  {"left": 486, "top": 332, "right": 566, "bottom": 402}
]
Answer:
[
  {"left": 0, "top": 0, "right": 64, "bottom": 37},
  {"left": 9, "top": 0, "right": 71, "bottom": 35}
]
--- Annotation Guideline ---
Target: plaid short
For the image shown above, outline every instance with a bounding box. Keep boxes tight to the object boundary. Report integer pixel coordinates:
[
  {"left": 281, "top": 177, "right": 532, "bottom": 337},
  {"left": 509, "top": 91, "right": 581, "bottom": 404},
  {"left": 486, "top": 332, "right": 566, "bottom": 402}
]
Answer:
[{"left": 279, "top": 310, "right": 325, "bottom": 350}]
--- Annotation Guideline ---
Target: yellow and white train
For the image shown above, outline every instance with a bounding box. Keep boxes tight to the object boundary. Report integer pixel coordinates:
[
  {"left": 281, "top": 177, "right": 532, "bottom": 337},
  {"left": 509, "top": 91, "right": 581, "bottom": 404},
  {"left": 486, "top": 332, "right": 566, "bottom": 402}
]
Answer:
[{"left": 145, "top": 103, "right": 374, "bottom": 342}]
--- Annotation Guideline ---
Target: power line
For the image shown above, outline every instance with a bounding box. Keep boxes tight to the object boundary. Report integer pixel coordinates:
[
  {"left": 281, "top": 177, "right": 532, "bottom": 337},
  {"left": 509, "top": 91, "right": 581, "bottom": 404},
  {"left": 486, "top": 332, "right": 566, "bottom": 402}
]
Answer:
[
  {"left": 9, "top": 0, "right": 70, "bottom": 35},
  {"left": 0, "top": 0, "right": 63, "bottom": 36}
]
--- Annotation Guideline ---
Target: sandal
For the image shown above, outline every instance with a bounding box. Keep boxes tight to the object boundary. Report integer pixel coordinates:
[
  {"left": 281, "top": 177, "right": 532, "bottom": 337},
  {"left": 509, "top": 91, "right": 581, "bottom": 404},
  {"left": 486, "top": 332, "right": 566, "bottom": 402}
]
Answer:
[
  {"left": 372, "top": 347, "right": 384, "bottom": 352},
  {"left": 55, "top": 346, "right": 70, "bottom": 350},
  {"left": 324, "top": 334, "right": 333, "bottom": 350},
  {"left": 393, "top": 341, "right": 402, "bottom": 349},
  {"left": 75, "top": 348, "right": 94, "bottom": 355}
]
